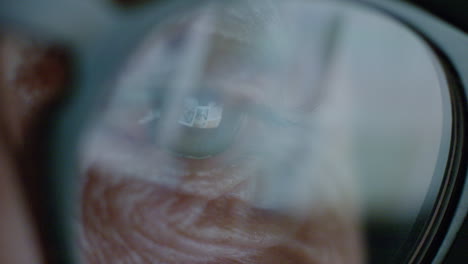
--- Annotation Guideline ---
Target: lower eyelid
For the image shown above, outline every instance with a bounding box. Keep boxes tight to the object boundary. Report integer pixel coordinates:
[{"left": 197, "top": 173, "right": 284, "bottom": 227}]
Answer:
[
  {"left": 81, "top": 127, "right": 189, "bottom": 188},
  {"left": 80, "top": 119, "right": 260, "bottom": 197}
]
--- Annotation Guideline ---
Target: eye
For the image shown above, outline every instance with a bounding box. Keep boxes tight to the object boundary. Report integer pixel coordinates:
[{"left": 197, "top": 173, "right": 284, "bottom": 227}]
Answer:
[
  {"left": 142, "top": 90, "right": 246, "bottom": 159},
  {"left": 78, "top": 2, "right": 324, "bottom": 189},
  {"left": 70, "top": 1, "right": 455, "bottom": 264}
]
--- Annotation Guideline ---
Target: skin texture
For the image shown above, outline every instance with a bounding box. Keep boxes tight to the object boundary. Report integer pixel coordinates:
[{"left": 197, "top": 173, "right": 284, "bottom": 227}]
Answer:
[{"left": 0, "top": 30, "right": 364, "bottom": 264}]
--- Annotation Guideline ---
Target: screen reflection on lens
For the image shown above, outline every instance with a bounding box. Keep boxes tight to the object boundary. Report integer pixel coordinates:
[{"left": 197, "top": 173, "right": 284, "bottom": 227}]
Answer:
[{"left": 77, "top": 1, "right": 450, "bottom": 263}]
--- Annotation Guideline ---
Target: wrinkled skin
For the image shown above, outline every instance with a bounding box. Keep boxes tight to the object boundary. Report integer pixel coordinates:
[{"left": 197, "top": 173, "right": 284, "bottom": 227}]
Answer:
[{"left": 0, "top": 33, "right": 364, "bottom": 264}]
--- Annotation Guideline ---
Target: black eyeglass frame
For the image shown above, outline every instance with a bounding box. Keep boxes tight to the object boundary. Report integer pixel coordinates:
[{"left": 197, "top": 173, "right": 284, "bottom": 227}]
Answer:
[{"left": 0, "top": 0, "right": 466, "bottom": 263}]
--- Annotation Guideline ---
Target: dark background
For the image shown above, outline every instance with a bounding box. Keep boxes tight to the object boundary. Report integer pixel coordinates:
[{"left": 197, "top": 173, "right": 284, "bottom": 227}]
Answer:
[
  {"left": 406, "top": 1, "right": 467, "bottom": 263},
  {"left": 407, "top": 0, "right": 468, "bottom": 33}
]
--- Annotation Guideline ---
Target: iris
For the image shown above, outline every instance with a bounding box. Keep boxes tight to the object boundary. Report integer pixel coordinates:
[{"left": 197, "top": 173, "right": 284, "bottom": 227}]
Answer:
[{"left": 150, "top": 90, "right": 245, "bottom": 159}]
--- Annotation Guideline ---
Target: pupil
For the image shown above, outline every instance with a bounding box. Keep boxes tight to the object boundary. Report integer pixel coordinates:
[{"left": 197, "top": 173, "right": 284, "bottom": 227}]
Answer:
[
  {"left": 153, "top": 91, "right": 244, "bottom": 159},
  {"left": 178, "top": 96, "right": 224, "bottom": 129}
]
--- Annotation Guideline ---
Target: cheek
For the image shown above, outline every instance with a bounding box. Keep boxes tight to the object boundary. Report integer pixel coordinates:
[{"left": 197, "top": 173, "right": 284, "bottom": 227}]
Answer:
[
  {"left": 79, "top": 167, "right": 289, "bottom": 263},
  {"left": 79, "top": 166, "right": 365, "bottom": 264}
]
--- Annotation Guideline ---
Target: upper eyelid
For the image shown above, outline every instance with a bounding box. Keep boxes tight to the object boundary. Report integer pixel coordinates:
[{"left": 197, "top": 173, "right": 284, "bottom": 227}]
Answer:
[
  {"left": 110, "top": 40, "right": 313, "bottom": 129},
  {"left": 247, "top": 105, "right": 306, "bottom": 128},
  {"left": 110, "top": 71, "right": 309, "bottom": 130},
  {"left": 203, "top": 77, "right": 312, "bottom": 127}
]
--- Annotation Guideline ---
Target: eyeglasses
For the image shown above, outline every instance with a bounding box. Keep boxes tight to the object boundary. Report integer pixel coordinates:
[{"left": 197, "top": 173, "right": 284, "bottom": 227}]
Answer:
[{"left": 1, "top": 0, "right": 466, "bottom": 264}]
